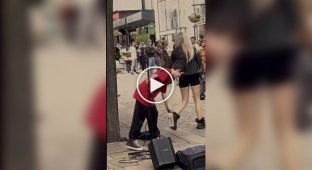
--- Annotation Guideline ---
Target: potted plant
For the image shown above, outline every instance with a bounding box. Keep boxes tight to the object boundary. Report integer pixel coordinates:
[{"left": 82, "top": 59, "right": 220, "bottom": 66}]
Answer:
[{"left": 188, "top": 13, "right": 201, "bottom": 23}]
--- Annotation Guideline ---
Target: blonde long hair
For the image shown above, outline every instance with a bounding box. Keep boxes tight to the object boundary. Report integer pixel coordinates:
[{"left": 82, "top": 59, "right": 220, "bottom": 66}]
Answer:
[{"left": 174, "top": 32, "right": 194, "bottom": 62}]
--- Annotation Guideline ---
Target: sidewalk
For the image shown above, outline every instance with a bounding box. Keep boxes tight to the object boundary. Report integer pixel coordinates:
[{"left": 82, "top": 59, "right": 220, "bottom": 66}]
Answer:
[{"left": 107, "top": 73, "right": 206, "bottom": 170}]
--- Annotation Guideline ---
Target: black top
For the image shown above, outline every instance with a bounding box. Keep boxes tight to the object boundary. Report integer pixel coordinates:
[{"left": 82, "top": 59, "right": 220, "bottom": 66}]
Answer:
[
  {"left": 206, "top": 0, "right": 298, "bottom": 51},
  {"left": 171, "top": 46, "right": 202, "bottom": 75},
  {"left": 145, "top": 47, "right": 156, "bottom": 58}
]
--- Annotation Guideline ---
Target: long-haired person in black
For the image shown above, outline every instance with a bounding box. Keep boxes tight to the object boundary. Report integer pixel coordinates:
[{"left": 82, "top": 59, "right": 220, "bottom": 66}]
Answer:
[
  {"left": 205, "top": 0, "right": 300, "bottom": 169},
  {"left": 155, "top": 40, "right": 171, "bottom": 68},
  {"left": 170, "top": 32, "right": 204, "bottom": 130}
]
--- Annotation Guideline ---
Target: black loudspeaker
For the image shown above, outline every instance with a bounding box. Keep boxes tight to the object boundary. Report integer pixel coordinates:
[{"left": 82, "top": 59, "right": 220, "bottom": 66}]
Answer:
[{"left": 148, "top": 137, "right": 177, "bottom": 169}]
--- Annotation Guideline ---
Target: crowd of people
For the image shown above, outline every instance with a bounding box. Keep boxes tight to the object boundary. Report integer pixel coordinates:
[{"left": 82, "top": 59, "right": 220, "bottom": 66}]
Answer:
[{"left": 114, "top": 34, "right": 207, "bottom": 97}]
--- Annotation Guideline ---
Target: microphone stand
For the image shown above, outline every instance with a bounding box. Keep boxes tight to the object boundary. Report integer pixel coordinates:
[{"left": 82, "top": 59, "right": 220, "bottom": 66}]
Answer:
[{"left": 146, "top": 51, "right": 153, "bottom": 143}]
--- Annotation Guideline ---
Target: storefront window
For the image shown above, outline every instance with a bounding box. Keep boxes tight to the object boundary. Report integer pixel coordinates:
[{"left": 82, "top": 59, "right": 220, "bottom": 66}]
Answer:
[
  {"left": 158, "top": 0, "right": 167, "bottom": 31},
  {"left": 166, "top": 0, "right": 179, "bottom": 30},
  {"left": 158, "top": 0, "right": 180, "bottom": 31}
]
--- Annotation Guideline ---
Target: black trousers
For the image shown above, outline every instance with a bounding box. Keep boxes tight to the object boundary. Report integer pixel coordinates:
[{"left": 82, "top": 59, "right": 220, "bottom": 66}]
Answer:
[
  {"left": 125, "top": 60, "right": 132, "bottom": 72},
  {"left": 140, "top": 55, "right": 147, "bottom": 70},
  {"left": 129, "top": 100, "right": 159, "bottom": 140},
  {"left": 199, "top": 73, "right": 206, "bottom": 97}
]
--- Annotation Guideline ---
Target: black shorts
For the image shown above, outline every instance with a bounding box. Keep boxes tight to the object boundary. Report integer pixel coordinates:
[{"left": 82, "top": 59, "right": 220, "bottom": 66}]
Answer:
[
  {"left": 229, "top": 48, "right": 296, "bottom": 91},
  {"left": 179, "top": 73, "right": 201, "bottom": 88}
]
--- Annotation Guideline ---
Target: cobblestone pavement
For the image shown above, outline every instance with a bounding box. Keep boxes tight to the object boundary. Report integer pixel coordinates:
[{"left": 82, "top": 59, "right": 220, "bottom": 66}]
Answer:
[{"left": 107, "top": 73, "right": 206, "bottom": 170}]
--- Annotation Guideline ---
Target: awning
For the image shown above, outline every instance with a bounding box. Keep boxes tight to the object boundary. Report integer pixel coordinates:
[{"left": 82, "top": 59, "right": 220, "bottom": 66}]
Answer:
[{"left": 113, "top": 10, "right": 155, "bottom": 30}]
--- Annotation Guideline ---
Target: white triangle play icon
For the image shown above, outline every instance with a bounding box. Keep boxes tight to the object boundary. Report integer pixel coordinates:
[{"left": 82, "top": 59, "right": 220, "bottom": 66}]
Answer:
[{"left": 150, "top": 78, "right": 164, "bottom": 93}]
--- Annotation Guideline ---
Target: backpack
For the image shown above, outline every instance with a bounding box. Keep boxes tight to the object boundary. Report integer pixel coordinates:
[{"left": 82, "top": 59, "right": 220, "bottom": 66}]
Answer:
[{"left": 176, "top": 145, "right": 205, "bottom": 170}]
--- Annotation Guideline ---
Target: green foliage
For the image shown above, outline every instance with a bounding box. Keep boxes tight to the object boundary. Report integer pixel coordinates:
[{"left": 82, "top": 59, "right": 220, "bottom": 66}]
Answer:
[{"left": 135, "top": 24, "right": 155, "bottom": 43}]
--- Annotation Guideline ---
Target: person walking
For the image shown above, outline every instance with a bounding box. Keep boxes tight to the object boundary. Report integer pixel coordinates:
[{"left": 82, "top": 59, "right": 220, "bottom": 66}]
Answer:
[
  {"left": 135, "top": 43, "right": 141, "bottom": 71},
  {"left": 129, "top": 42, "right": 138, "bottom": 74},
  {"left": 121, "top": 46, "right": 131, "bottom": 73},
  {"left": 170, "top": 32, "right": 205, "bottom": 130},
  {"left": 199, "top": 40, "right": 206, "bottom": 100},
  {"left": 139, "top": 43, "right": 147, "bottom": 70},
  {"left": 145, "top": 40, "right": 157, "bottom": 74},
  {"left": 191, "top": 36, "right": 200, "bottom": 51}
]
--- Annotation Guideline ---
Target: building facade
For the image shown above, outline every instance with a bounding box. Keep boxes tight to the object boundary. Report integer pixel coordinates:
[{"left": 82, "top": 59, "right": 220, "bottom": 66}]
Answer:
[
  {"left": 153, "top": 0, "right": 205, "bottom": 43},
  {"left": 113, "top": 0, "right": 155, "bottom": 46}
]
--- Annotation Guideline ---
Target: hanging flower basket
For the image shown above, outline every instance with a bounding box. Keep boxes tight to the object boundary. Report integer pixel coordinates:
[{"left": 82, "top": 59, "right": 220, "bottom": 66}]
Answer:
[
  {"left": 114, "top": 30, "right": 122, "bottom": 36},
  {"left": 188, "top": 13, "right": 201, "bottom": 23}
]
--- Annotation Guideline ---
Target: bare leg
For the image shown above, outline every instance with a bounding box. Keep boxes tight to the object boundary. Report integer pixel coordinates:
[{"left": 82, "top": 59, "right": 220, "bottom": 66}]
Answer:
[
  {"left": 215, "top": 89, "right": 260, "bottom": 170},
  {"left": 175, "top": 87, "right": 189, "bottom": 115},
  {"left": 270, "top": 83, "right": 300, "bottom": 170},
  {"left": 191, "top": 84, "right": 203, "bottom": 119}
]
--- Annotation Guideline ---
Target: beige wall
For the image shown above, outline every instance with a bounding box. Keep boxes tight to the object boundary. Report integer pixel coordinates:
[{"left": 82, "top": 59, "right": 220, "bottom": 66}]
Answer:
[{"left": 114, "top": 0, "right": 153, "bottom": 11}]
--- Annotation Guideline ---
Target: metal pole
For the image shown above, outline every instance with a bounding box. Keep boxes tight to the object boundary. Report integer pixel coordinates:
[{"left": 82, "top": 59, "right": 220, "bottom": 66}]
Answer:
[
  {"left": 156, "top": 0, "right": 161, "bottom": 40},
  {"left": 192, "top": 0, "right": 196, "bottom": 38},
  {"left": 107, "top": 0, "right": 121, "bottom": 142},
  {"left": 193, "top": 24, "right": 196, "bottom": 38},
  {"left": 125, "top": 17, "right": 130, "bottom": 50},
  {"left": 178, "top": 0, "right": 181, "bottom": 31},
  {"left": 2, "top": 0, "right": 35, "bottom": 169}
]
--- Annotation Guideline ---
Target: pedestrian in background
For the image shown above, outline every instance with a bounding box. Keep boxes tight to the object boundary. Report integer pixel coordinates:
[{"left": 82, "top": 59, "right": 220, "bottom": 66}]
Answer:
[
  {"left": 121, "top": 46, "right": 131, "bottom": 73},
  {"left": 129, "top": 42, "right": 138, "bottom": 74},
  {"left": 191, "top": 36, "right": 200, "bottom": 51},
  {"left": 199, "top": 40, "right": 206, "bottom": 100},
  {"left": 145, "top": 40, "right": 157, "bottom": 74},
  {"left": 139, "top": 43, "right": 147, "bottom": 70}
]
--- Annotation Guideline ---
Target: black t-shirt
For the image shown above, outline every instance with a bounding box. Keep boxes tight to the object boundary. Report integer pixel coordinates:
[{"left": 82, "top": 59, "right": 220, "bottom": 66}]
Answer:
[
  {"left": 206, "top": 0, "right": 298, "bottom": 51},
  {"left": 145, "top": 47, "right": 156, "bottom": 58},
  {"left": 171, "top": 46, "right": 202, "bottom": 75}
]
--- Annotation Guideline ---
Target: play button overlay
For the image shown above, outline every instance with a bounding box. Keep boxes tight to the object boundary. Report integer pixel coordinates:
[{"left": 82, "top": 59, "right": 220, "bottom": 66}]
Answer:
[
  {"left": 150, "top": 78, "right": 164, "bottom": 93},
  {"left": 136, "top": 66, "right": 174, "bottom": 104}
]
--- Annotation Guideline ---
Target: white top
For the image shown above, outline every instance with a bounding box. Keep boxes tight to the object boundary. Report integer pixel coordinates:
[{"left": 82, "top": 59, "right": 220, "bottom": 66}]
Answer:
[
  {"left": 193, "top": 43, "right": 200, "bottom": 51},
  {"left": 129, "top": 46, "right": 137, "bottom": 60}
]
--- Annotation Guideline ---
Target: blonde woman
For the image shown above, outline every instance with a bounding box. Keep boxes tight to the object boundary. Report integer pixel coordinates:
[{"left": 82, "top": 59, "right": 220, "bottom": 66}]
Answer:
[{"left": 170, "top": 32, "right": 204, "bottom": 130}]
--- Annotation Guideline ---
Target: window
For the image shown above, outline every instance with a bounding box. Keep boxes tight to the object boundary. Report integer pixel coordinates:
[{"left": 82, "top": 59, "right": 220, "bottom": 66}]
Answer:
[
  {"left": 166, "top": 0, "right": 179, "bottom": 30},
  {"left": 158, "top": 0, "right": 167, "bottom": 31},
  {"left": 168, "top": 9, "right": 178, "bottom": 29}
]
